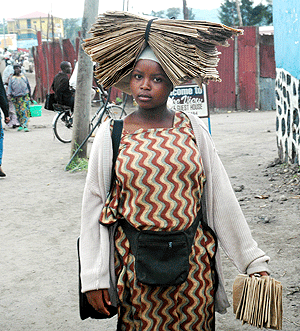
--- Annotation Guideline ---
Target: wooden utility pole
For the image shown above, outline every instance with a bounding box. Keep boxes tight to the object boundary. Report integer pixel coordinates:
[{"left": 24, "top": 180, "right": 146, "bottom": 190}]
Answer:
[
  {"left": 234, "top": 0, "right": 242, "bottom": 111},
  {"left": 183, "top": 0, "right": 189, "bottom": 20},
  {"left": 71, "top": 0, "right": 99, "bottom": 158},
  {"left": 235, "top": 0, "right": 243, "bottom": 26},
  {"left": 2, "top": 19, "right": 7, "bottom": 49}
]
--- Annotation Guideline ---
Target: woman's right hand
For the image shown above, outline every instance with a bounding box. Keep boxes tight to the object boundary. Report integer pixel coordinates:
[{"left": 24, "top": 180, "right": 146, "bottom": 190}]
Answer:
[{"left": 85, "top": 289, "right": 112, "bottom": 316}]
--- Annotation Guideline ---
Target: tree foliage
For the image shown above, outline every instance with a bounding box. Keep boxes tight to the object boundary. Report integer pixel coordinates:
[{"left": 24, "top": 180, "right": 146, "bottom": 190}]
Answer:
[
  {"left": 150, "top": 10, "right": 166, "bottom": 18},
  {"left": 63, "top": 18, "right": 81, "bottom": 45},
  {"left": 188, "top": 8, "right": 195, "bottom": 20},
  {"left": 166, "top": 7, "right": 181, "bottom": 19},
  {"left": 150, "top": 7, "right": 195, "bottom": 20},
  {"left": 219, "top": 0, "right": 273, "bottom": 26}
]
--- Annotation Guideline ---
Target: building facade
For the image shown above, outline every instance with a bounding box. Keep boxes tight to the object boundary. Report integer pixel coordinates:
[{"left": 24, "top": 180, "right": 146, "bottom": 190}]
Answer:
[
  {"left": 7, "top": 11, "right": 64, "bottom": 49},
  {"left": 273, "top": 1, "right": 300, "bottom": 164}
]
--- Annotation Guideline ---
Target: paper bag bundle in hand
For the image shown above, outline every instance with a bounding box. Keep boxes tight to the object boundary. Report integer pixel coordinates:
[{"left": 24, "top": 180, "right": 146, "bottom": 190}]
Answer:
[
  {"left": 234, "top": 275, "right": 283, "bottom": 329},
  {"left": 233, "top": 274, "right": 282, "bottom": 330}
]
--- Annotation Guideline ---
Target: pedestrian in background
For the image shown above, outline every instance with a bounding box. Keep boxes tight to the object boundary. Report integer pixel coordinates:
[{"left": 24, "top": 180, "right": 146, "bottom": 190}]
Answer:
[
  {"left": 2, "top": 60, "right": 19, "bottom": 128},
  {"left": 0, "top": 73, "right": 10, "bottom": 177},
  {"left": 7, "top": 63, "right": 32, "bottom": 132},
  {"left": 51, "top": 61, "right": 74, "bottom": 110},
  {"left": 3, "top": 48, "right": 11, "bottom": 66}
]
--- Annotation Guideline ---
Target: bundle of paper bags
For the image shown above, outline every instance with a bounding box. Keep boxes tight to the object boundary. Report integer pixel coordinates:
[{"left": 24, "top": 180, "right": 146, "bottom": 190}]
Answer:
[
  {"left": 83, "top": 11, "right": 243, "bottom": 94},
  {"left": 233, "top": 274, "right": 283, "bottom": 330}
]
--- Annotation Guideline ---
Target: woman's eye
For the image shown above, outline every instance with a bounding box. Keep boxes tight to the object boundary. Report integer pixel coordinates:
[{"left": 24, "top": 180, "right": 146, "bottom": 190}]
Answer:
[
  {"left": 153, "top": 77, "right": 162, "bottom": 82},
  {"left": 134, "top": 74, "right": 142, "bottom": 79}
]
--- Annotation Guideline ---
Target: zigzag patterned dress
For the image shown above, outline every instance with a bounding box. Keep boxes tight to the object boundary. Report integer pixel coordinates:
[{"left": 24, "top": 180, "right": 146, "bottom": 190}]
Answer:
[{"left": 100, "top": 111, "right": 216, "bottom": 330}]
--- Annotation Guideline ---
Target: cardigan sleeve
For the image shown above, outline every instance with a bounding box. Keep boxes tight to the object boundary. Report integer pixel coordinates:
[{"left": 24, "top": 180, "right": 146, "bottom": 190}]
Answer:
[
  {"left": 79, "top": 120, "right": 113, "bottom": 292},
  {"left": 190, "top": 114, "right": 270, "bottom": 275},
  {"left": 210, "top": 148, "right": 270, "bottom": 274}
]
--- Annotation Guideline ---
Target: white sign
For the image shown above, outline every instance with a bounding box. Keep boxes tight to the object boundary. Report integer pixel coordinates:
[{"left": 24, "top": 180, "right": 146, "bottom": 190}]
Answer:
[
  {"left": 0, "top": 34, "right": 18, "bottom": 51},
  {"left": 169, "top": 84, "right": 208, "bottom": 117}
]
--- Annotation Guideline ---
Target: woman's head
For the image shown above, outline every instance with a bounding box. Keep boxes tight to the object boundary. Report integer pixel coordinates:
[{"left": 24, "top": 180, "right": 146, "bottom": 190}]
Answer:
[
  {"left": 130, "top": 47, "right": 173, "bottom": 110},
  {"left": 13, "top": 64, "right": 21, "bottom": 75}
]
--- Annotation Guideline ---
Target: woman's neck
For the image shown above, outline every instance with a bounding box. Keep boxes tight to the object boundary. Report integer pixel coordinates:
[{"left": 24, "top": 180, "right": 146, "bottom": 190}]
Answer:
[
  {"left": 124, "top": 106, "right": 175, "bottom": 133},
  {"left": 136, "top": 105, "right": 172, "bottom": 122}
]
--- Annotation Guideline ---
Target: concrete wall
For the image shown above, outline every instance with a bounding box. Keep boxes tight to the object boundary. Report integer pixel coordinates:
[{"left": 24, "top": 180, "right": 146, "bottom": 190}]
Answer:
[
  {"left": 275, "top": 69, "right": 300, "bottom": 164},
  {"left": 273, "top": 1, "right": 300, "bottom": 80},
  {"left": 273, "top": 0, "right": 300, "bottom": 164}
]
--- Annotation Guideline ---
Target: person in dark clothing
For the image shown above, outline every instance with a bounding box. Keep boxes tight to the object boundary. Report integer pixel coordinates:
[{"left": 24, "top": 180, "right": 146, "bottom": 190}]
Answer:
[
  {"left": 0, "top": 73, "right": 10, "bottom": 177},
  {"left": 51, "top": 61, "right": 74, "bottom": 110}
]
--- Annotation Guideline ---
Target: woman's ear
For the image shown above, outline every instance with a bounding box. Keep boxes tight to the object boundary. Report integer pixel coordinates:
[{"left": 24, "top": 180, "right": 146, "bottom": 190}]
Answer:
[{"left": 168, "top": 83, "right": 174, "bottom": 94}]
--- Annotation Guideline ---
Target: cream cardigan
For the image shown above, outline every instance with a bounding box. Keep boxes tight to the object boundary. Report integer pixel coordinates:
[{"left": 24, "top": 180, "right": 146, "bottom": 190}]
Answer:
[{"left": 80, "top": 112, "right": 270, "bottom": 314}]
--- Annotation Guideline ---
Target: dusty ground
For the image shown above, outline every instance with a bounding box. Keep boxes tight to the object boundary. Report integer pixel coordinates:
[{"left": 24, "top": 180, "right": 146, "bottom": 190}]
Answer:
[{"left": 0, "top": 75, "right": 299, "bottom": 330}]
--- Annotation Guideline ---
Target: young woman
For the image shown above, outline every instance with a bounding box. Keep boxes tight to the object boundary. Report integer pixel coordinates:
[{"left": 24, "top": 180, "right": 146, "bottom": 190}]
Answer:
[
  {"left": 80, "top": 47, "right": 270, "bottom": 330},
  {"left": 7, "top": 64, "right": 32, "bottom": 132}
]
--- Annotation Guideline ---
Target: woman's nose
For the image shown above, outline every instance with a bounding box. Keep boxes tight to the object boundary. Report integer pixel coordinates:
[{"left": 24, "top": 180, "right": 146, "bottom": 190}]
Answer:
[{"left": 140, "top": 78, "right": 151, "bottom": 90}]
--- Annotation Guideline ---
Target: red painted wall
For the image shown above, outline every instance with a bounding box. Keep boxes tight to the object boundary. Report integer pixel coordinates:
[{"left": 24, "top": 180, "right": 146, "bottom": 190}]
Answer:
[
  {"left": 238, "top": 26, "right": 258, "bottom": 110},
  {"left": 260, "top": 35, "right": 276, "bottom": 79},
  {"left": 33, "top": 38, "right": 75, "bottom": 101},
  {"left": 207, "top": 26, "right": 275, "bottom": 111},
  {"left": 207, "top": 38, "right": 236, "bottom": 110}
]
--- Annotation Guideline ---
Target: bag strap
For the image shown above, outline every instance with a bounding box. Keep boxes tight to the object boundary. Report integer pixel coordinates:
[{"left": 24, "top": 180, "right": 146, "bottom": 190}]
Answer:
[
  {"left": 184, "top": 111, "right": 208, "bottom": 227},
  {"left": 109, "top": 119, "right": 124, "bottom": 193}
]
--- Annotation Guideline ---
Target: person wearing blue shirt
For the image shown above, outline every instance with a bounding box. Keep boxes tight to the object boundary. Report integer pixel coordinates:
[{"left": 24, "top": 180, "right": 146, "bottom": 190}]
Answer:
[{"left": 0, "top": 73, "right": 10, "bottom": 177}]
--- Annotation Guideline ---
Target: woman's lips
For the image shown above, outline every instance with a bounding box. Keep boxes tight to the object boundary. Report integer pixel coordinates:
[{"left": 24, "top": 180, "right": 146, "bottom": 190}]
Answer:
[{"left": 137, "top": 94, "right": 151, "bottom": 101}]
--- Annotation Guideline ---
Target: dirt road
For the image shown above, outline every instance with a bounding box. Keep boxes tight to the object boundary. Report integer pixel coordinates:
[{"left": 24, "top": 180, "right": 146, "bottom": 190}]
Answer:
[{"left": 0, "top": 105, "right": 299, "bottom": 330}]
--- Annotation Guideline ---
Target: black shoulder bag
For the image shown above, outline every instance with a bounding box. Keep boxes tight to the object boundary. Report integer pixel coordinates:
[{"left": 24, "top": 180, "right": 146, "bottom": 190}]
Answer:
[
  {"left": 44, "top": 93, "right": 56, "bottom": 111},
  {"left": 77, "top": 119, "right": 123, "bottom": 320}
]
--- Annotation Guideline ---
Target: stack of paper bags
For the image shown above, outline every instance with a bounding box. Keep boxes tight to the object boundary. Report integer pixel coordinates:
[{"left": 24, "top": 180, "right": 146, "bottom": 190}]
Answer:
[
  {"left": 83, "top": 11, "right": 243, "bottom": 94},
  {"left": 233, "top": 274, "right": 283, "bottom": 330}
]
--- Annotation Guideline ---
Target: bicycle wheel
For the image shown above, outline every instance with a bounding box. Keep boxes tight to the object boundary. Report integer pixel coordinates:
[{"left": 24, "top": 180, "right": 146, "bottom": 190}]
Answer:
[
  {"left": 89, "top": 105, "right": 104, "bottom": 133},
  {"left": 99, "top": 105, "right": 126, "bottom": 124},
  {"left": 53, "top": 111, "right": 73, "bottom": 143}
]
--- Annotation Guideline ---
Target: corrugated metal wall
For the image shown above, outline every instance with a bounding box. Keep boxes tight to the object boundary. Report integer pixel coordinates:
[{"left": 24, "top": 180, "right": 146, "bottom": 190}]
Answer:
[
  {"left": 238, "top": 26, "right": 258, "bottom": 110},
  {"left": 32, "top": 34, "right": 122, "bottom": 103},
  {"left": 207, "top": 38, "right": 236, "bottom": 110},
  {"left": 207, "top": 26, "right": 275, "bottom": 111},
  {"left": 259, "top": 34, "right": 276, "bottom": 110},
  {"left": 32, "top": 32, "right": 77, "bottom": 101},
  {"left": 260, "top": 35, "right": 276, "bottom": 79}
]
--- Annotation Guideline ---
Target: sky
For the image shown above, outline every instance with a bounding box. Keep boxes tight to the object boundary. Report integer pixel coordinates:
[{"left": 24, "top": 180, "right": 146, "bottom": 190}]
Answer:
[{"left": 1, "top": 0, "right": 266, "bottom": 20}]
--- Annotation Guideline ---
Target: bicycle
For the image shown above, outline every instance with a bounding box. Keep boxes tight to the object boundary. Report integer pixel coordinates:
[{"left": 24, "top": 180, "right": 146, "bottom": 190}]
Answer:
[
  {"left": 89, "top": 93, "right": 127, "bottom": 133},
  {"left": 52, "top": 88, "right": 127, "bottom": 144},
  {"left": 52, "top": 104, "right": 73, "bottom": 143}
]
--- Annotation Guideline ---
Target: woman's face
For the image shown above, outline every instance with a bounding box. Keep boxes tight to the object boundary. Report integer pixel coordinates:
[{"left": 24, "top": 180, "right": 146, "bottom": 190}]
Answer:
[
  {"left": 14, "top": 66, "right": 21, "bottom": 75},
  {"left": 130, "top": 59, "right": 173, "bottom": 110}
]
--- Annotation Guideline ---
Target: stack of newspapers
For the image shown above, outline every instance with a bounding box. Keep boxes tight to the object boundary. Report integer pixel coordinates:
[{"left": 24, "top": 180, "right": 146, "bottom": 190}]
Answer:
[
  {"left": 233, "top": 274, "right": 283, "bottom": 330},
  {"left": 83, "top": 11, "right": 243, "bottom": 93}
]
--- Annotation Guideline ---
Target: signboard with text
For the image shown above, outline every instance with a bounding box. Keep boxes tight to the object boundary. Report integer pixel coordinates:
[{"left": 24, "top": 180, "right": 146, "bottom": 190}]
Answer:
[{"left": 169, "top": 84, "right": 208, "bottom": 118}]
